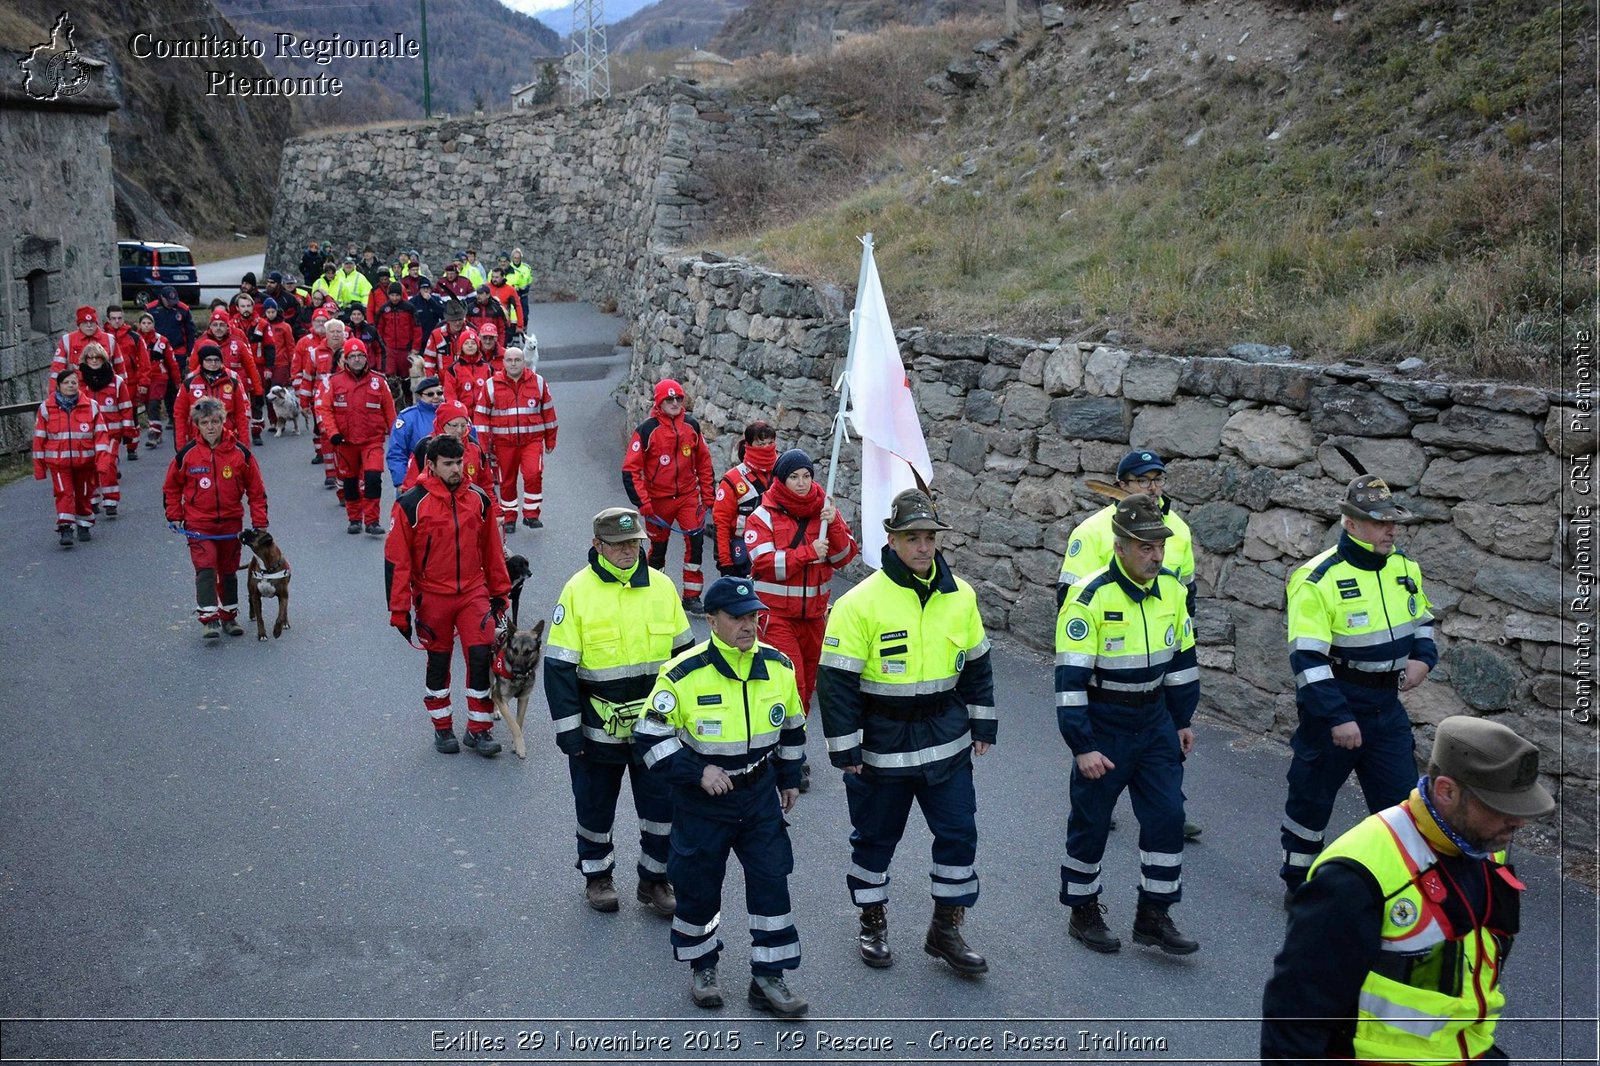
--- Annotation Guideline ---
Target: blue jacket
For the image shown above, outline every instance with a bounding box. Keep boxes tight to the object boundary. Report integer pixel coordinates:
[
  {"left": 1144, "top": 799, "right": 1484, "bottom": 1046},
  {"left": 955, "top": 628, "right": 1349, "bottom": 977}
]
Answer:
[{"left": 386, "top": 400, "right": 439, "bottom": 487}]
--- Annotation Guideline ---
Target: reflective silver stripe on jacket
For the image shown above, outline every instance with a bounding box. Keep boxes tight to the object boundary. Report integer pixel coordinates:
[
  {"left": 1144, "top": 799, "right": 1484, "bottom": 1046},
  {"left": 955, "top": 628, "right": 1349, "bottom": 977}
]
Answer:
[{"left": 861, "top": 733, "right": 971, "bottom": 769}]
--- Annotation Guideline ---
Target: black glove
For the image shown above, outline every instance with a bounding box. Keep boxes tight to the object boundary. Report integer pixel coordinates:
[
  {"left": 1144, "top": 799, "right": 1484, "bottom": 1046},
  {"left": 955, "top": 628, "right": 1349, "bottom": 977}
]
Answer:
[
  {"left": 556, "top": 732, "right": 585, "bottom": 757},
  {"left": 390, "top": 610, "right": 412, "bottom": 642},
  {"left": 329, "top": 433, "right": 345, "bottom": 446},
  {"left": 490, "top": 595, "right": 508, "bottom": 620}
]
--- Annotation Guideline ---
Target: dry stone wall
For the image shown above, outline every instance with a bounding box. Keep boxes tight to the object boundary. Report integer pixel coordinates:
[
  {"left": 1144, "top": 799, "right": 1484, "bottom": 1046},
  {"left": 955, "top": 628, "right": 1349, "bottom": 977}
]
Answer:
[
  {"left": 629, "top": 252, "right": 1596, "bottom": 844},
  {"left": 265, "top": 80, "right": 828, "bottom": 317}
]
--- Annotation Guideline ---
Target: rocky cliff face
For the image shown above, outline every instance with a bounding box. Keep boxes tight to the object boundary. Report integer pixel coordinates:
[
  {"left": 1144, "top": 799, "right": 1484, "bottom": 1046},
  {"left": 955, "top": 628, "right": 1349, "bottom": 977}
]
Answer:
[{"left": 5, "top": 0, "right": 293, "bottom": 240}]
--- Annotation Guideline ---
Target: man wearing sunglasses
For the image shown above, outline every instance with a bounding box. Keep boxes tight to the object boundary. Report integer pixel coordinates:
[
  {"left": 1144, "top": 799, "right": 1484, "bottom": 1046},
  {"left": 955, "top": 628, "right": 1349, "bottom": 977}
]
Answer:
[{"left": 387, "top": 376, "right": 445, "bottom": 491}]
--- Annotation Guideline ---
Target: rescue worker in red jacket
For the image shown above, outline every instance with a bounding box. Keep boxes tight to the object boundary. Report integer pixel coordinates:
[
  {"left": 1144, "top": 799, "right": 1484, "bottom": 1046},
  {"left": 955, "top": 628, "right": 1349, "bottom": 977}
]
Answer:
[
  {"left": 102, "top": 305, "right": 149, "bottom": 460},
  {"left": 400, "top": 400, "right": 495, "bottom": 495},
  {"left": 622, "top": 378, "right": 716, "bottom": 612},
  {"left": 711, "top": 420, "right": 778, "bottom": 578},
  {"left": 54, "top": 306, "right": 124, "bottom": 379},
  {"left": 136, "top": 311, "right": 181, "bottom": 448},
  {"left": 316, "top": 338, "right": 397, "bottom": 535},
  {"left": 385, "top": 433, "right": 513, "bottom": 757},
  {"left": 163, "top": 397, "right": 269, "bottom": 639},
  {"left": 373, "top": 282, "right": 422, "bottom": 403},
  {"left": 33, "top": 367, "right": 113, "bottom": 547},
  {"left": 476, "top": 345, "right": 557, "bottom": 534},
  {"left": 744, "top": 448, "right": 860, "bottom": 719},
  {"left": 248, "top": 297, "right": 297, "bottom": 391},
  {"left": 422, "top": 302, "right": 474, "bottom": 378},
  {"left": 308, "top": 317, "right": 348, "bottom": 479},
  {"left": 441, "top": 329, "right": 493, "bottom": 411},
  {"left": 475, "top": 321, "right": 505, "bottom": 375},
  {"left": 173, "top": 344, "right": 252, "bottom": 451},
  {"left": 75, "top": 343, "right": 133, "bottom": 519},
  {"left": 198, "top": 312, "right": 264, "bottom": 444},
  {"left": 229, "top": 292, "right": 271, "bottom": 444}
]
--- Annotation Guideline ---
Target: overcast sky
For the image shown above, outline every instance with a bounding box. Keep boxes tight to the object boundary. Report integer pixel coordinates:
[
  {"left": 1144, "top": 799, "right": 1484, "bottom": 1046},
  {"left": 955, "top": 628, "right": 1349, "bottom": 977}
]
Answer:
[{"left": 499, "top": 0, "right": 570, "bottom": 14}]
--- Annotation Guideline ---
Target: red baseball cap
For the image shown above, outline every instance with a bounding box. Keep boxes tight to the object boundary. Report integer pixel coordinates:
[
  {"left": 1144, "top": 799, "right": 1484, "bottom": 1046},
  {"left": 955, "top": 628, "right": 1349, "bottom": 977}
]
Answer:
[{"left": 478, "top": 322, "right": 498, "bottom": 337}]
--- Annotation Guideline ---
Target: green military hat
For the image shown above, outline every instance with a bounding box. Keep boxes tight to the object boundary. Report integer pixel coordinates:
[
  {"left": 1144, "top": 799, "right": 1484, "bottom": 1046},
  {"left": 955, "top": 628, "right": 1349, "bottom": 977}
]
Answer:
[
  {"left": 1432, "top": 716, "right": 1554, "bottom": 818},
  {"left": 884, "top": 488, "right": 952, "bottom": 533},
  {"left": 1340, "top": 474, "right": 1412, "bottom": 522},
  {"left": 593, "top": 506, "right": 648, "bottom": 543},
  {"left": 1111, "top": 493, "right": 1172, "bottom": 542}
]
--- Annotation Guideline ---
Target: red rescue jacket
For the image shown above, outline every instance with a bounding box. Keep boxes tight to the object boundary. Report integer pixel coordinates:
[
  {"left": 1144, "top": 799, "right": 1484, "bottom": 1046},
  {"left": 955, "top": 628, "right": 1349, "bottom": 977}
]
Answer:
[
  {"left": 173, "top": 368, "right": 252, "bottom": 450},
  {"left": 441, "top": 348, "right": 493, "bottom": 410},
  {"left": 476, "top": 369, "right": 557, "bottom": 451},
  {"left": 198, "top": 326, "right": 263, "bottom": 395},
  {"left": 712, "top": 458, "right": 775, "bottom": 570},
  {"left": 163, "top": 429, "right": 268, "bottom": 530},
  {"left": 744, "top": 481, "right": 860, "bottom": 619},
  {"left": 372, "top": 300, "right": 422, "bottom": 377},
  {"left": 622, "top": 403, "right": 714, "bottom": 510},
  {"left": 77, "top": 366, "right": 133, "bottom": 441},
  {"left": 385, "top": 474, "right": 511, "bottom": 607},
  {"left": 32, "top": 391, "right": 112, "bottom": 477},
  {"left": 317, "top": 367, "right": 397, "bottom": 445},
  {"left": 54, "top": 328, "right": 125, "bottom": 379},
  {"left": 138, "top": 329, "right": 182, "bottom": 395},
  {"left": 104, "top": 324, "right": 149, "bottom": 396}
]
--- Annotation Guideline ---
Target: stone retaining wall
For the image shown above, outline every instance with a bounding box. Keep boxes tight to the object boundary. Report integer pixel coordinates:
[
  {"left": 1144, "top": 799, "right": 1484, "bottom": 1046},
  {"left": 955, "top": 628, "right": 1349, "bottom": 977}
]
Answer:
[
  {"left": 629, "top": 252, "right": 1597, "bottom": 844},
  {"left": 265, "top": 80, "right": 828, "bottom": 318}
]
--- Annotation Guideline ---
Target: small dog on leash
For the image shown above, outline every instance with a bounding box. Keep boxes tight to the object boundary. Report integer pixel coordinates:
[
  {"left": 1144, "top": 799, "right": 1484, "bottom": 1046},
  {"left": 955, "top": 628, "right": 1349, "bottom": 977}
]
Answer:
[
  {"left": 267, "top": 385, "right": 305, "bottom": 436},
  {"left": 239, "top": 527, "right": 291, "bottom": 640}
]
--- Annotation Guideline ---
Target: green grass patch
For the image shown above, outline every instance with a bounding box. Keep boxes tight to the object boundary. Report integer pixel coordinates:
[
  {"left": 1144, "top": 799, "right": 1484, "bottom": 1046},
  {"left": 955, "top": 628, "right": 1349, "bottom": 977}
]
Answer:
[{"left": 714, "top": 0, "right": 1593, "bottom": 378}]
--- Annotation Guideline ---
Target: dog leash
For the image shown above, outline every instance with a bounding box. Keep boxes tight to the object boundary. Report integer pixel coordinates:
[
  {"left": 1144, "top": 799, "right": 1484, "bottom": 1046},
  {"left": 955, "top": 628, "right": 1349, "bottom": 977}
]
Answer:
[
  {"left": 168, "top": 523, "right": 241, "bottom": 542},
  {"left": 644, "top": 511, "right": 709, "bottom": 537}
]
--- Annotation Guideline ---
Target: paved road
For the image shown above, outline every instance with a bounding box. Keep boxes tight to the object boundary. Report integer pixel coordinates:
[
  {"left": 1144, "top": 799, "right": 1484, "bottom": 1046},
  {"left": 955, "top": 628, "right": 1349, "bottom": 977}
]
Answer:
[
  {"left": 196, "top": 252, "right": 267, "bottom": 296},
  {"left": 1, "top": 301, "right": 1594, "bottom": 1064}
]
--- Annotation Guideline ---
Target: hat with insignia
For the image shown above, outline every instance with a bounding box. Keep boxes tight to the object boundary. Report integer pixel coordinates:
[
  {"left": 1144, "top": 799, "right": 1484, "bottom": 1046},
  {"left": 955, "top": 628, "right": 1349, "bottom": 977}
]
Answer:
[
  {"left": 1115, "top": 449, "right": 1165, "bottom": 480},
  {"left": 703, "top": 576, "right": 768, "bottom": 617},
  {"left": 883, "top": 488, "right": 952, "bottom": 533},
  {"left": 1431, "top": 715, "right": 1554, "bottom": 817},
  {"left": 1340, "top": 474, "right": 1412, "bottom": 522},
  {"left": 593, "top": 506, "right": 649, "bottom": 544},
  {"left": 1111, "top": 493, "right": 1172, "bottom": 542}
]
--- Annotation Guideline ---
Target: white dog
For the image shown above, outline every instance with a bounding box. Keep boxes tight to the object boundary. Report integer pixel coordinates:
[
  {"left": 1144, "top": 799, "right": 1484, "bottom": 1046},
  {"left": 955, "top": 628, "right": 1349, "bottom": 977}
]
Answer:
[{"left": 267, "top": 385, "right": 304, "bottom": 436}]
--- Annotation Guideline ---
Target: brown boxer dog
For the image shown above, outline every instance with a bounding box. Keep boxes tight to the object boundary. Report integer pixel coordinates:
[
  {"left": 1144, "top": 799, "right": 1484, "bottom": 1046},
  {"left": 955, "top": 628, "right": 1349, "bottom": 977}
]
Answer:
[{"left": 239, "top": 528, "right": 291, "bottom": 640}]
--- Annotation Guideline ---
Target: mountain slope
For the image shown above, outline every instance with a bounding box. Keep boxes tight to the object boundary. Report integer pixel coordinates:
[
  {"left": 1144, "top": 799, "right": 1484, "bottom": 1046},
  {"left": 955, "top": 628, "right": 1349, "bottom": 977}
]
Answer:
[
  {"left": 217, "top": 0, "right": 561, "bottom": 124},
  {"left": 608, "top": 0, "right": 752, "bottom": 54},
  {"left": 711, "top": 0, "right": 1013, "bottom": 56},
  {"left": 5, "top": 0, "right": 294, "bottom": 239}
]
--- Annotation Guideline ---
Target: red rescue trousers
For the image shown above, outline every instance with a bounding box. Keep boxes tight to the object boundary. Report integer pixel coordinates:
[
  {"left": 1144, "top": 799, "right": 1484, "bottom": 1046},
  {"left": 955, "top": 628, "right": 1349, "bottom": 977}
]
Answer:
[
  {"left": 644, "top": 492, "right": 705, "bottom": 599},
  {"left": 761, "top": 611, "right": 827, "bottom": 713},
  {"left": 334, "top": 441, "right": 385, "bottom": 524},
  {"left": 49, "top": 464, "right": 97, "bottom": 527},
  {"left": 415, "top": 588, "right": 496, "bottom": 734},
  {"left": 185, "top": 522, "right": 243, "bottom": 622},
  {"left": 493, "top": 442, "right": 545, "bottom": 521}
]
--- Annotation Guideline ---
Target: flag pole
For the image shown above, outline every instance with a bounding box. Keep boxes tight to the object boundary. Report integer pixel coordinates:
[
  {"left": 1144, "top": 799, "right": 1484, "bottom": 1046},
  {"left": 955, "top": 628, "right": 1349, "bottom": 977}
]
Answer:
[{"left": 826, "top": 233, "right": 875, "bottom": 498}]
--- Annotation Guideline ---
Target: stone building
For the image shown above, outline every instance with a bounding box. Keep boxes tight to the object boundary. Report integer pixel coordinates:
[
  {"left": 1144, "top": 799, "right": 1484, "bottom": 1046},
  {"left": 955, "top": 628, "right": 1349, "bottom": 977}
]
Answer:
[{"left": 0, "top": 44, "right": 119, "bottom": 451}]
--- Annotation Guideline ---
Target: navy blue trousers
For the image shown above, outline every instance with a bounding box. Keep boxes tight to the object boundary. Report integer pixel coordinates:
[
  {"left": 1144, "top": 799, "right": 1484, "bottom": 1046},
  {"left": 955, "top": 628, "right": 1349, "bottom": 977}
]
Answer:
[
  {"left": 844, "top": 762, "right": 979, "bottom": 909},
  {"left": 1061, "top": 722, "right": 1185, "bottom": 908},
  {"left": 667, "top": 789, "right": 798, "bottom": 976},
  {"left": 567, "top": 753, "right": 672, "bottom": 884},
  {"left": 1279, "top": 702, "right": 1414, "bottom": 886}
]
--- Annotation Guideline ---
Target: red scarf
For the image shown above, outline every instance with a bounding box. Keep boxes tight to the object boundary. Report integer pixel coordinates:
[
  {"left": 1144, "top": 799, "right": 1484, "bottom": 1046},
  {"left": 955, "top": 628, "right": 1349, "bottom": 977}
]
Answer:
[
  {"left": 765, "top": 478, "right": 823, "bottom": 522},
  {"left": 743, "top": 443, "right": 777, "bottom": 475}
]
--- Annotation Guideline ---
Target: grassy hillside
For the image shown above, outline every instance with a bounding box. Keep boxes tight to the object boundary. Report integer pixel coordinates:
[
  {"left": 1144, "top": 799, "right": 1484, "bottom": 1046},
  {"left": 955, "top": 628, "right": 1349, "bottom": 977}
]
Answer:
[
  {"left": 721, "top": 0, "right": 1593, "bottom": 379},
  {"left": 712, "top": 0, "right": 1031, "bottom": 57}
]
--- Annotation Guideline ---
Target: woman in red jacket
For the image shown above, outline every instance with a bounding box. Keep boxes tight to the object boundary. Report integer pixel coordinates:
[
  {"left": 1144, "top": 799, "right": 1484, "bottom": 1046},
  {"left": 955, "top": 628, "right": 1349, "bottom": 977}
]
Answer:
[
  {"left": 744, "top": 448, "right": 860, "bottom": 720},
  {"left": 711, "top": 419, "right": 777, "bottom": 578},
  {"left": 621, "top": 378, "right": 715, "bottom": 610},
  {"left": 163, "top": 397, "right": 269, "bottom": 638},
  {"left": 33, "top": 367, "right": 113, "bottom": 547},
  {"left": 75, "top": 343, "right": 132, "bottom": 518}
]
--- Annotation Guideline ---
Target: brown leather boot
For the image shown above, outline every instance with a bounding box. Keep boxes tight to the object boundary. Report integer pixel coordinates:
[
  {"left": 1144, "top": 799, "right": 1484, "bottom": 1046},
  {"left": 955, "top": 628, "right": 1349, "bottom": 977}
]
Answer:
[
  {"left": 636, "top": 879, "right": 676, "bottom": 917},
  {"left": 857, "top": 903, "right": 892, "bottom": 968},
  {"left": 584, "top": 874, "right": 619, "bottom": 912},
  {"left": 924, "top": 903, "right": 987, "bottom": 975}
]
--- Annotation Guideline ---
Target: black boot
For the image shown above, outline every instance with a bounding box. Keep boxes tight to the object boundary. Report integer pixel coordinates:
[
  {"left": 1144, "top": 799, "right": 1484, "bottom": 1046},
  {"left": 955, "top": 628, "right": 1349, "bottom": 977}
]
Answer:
[
  {"left": 1068, "top": 902, "right": 1122, "bottom": 953},
  {"left": 857, "top": 903, "right": 892, "bottom": 968},
  {"left": 924, "top": 903, "right": 987, "bottom": 975},
  {"left": 58, "top": 525, "right": 74, "bottom": 548},
  {"left": 1132, "top": 902, "right": 1199, "bottom": 955}
]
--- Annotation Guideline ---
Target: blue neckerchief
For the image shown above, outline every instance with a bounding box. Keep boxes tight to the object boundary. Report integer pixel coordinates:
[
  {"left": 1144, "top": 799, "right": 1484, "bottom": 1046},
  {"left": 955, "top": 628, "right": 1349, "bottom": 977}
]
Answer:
[
  {"left": 55, "top": 390, "right": 78, "bottom": 411},
  {"left": 1418, "top": 775, "right": 1491, "bottom": 860}
]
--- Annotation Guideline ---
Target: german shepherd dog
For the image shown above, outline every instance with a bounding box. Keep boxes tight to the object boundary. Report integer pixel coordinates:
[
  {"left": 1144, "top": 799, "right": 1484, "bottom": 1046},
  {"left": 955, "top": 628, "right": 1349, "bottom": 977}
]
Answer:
[
  {"left": 493, "top": 553, "right": 541, "bottom": 758},
  {"left": 239, "top": 528, "right": 291, "bottom": 640}
]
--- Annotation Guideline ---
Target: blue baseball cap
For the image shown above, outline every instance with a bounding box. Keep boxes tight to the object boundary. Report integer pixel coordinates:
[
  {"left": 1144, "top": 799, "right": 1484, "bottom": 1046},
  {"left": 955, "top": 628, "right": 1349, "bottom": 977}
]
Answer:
[
  {"left": 703, "top": 577, "right": 767, "bottom": 617},
  {"left": 1116, "top": 450, "right": 1165, "bottom": 480}
]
